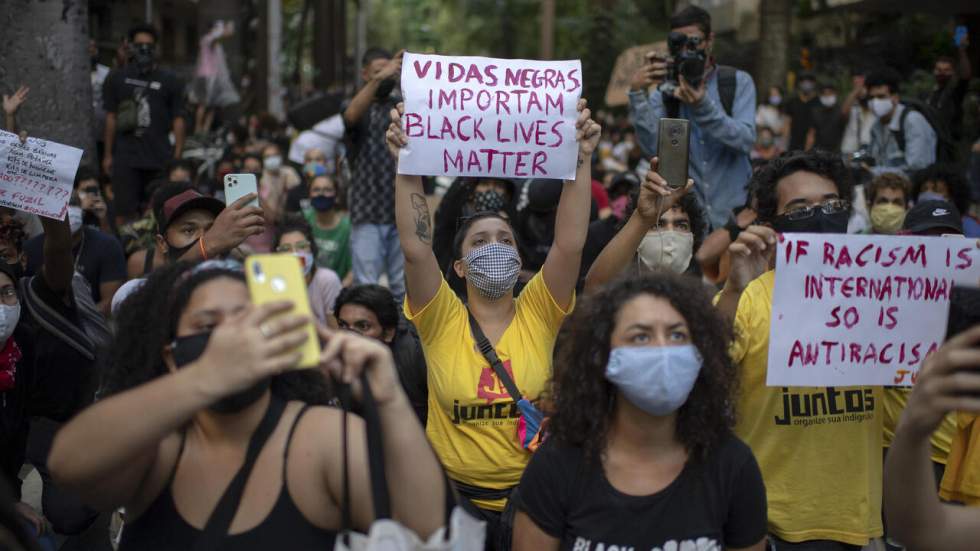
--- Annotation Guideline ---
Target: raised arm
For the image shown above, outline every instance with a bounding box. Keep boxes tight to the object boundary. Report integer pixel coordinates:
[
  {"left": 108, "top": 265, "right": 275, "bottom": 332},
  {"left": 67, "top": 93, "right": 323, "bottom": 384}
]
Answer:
[
  {"left": 50, "top": 301, "right": 310, "bottom": 510},
  {"left": 343, "top": 51, "right": 403, "bottom": 127},
  {"left": 2, "top": 85, "right": 28, "bottom": 133},
  {"left": 715, "top": 225, "right": 776, "bottom": 326},
  {"left": 541, "top": 99, "right": 601, "bottom": 310},
  {"left": 39, "top": 213, "right": 74, "bottom": 299},
  {"left": 628, "top": 88, "right": 667, "bottom": 158},
  {"left": 584, "top": 158, "right": 691, "bottom": 293},
  {"left": 840, "top": 75, "right": 865, "bottom": 120},
  {"left": 884, "top": 325, "right": 980, "bottom": 551},
  {"left": 386, "top": 104, "right": 441, "bottom": 313}
]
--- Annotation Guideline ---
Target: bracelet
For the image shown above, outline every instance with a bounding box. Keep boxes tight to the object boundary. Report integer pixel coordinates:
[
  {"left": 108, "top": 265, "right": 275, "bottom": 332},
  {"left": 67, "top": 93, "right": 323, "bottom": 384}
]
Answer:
[
  {"left": 199, "top": 235, "right": 209, "bottom": 260},
  {"left": 725, "top": 219, "right": 742, "bottom": 243}
]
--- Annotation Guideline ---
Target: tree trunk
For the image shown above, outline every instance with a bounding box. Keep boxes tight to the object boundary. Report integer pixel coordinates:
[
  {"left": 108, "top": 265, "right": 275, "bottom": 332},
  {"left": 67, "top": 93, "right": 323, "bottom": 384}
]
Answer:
[
  {"left": 754, "top": 0, "right": 791, "bottom": 96},
  {"left": 0, "top": 0, "right": 95, "bottom": 167}
]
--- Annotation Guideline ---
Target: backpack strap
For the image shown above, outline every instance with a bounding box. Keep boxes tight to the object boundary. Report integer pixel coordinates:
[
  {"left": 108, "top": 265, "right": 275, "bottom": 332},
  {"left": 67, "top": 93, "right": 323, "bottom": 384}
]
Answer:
[
  {"left": 467, "top": 310, "right": 523, "bottom": 403},
  {"left": 893, "top": 103, "right": 912, "bottom": 154},
  {"left": 716, "top": 65, "right": 737, "bottom": 117}
]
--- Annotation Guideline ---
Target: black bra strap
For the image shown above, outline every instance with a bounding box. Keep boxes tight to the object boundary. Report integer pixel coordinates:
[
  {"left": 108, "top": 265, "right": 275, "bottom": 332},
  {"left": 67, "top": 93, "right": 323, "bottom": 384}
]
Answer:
[
  {"left": 282, "top": 405, "right": 311, "bottom": 483},
  {"left": 191, "top": 396, "right": 286, "bottom": 551}
]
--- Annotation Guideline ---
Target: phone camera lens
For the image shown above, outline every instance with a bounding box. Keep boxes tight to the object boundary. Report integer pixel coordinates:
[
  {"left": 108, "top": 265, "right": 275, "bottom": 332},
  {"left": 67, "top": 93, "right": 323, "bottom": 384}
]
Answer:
[{"left": 671, "top": 139, "right": 678, "bottom": 146}]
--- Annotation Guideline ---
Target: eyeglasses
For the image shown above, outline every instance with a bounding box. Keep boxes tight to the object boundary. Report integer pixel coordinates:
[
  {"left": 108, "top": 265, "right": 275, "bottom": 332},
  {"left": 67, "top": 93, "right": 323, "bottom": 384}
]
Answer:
[
  {"left": 783, "top": 199, "right": 850, "bottom": 221},
  {"left": 0, "top": 286, "right": 18, "bottom": 305},
  {"left": 275, "top": 241, "right": 311, "bottom": 253}
]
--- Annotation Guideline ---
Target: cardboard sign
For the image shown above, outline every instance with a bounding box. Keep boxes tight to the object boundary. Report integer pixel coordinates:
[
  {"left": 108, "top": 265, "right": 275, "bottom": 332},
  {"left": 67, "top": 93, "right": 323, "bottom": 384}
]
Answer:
[
  {"left": 0, "top": 130, "right": 82, "bottom": 220},
  {"left": 605, "top": 42, "right": 664, "bottom": 107},
  {"left": 398, "top": 53, "right": 582, "bottom": 180},
  {"left": 767, "top": 234, "right": 980, "bottom": 387}
]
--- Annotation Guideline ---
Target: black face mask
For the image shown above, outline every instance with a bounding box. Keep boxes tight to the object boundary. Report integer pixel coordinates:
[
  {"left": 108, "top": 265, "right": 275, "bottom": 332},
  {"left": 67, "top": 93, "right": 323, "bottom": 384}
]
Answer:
[
  {"left": 471, "top": 190, "right": 507, "bottom": 214},
  {"left": 171, "top": 331, "right": 271, "bottom": 414},
  {"left": 375, "top": 78, "right": 396, "bottom": 100},
  {"left": 770, "top": 210, "right": 849, "bottom": 235},
  {"left": 133, "top": 43, "right": 155, "bottom": 74},
  {"left": 166, "top": 238, "right": 198, "bottom": 262}
]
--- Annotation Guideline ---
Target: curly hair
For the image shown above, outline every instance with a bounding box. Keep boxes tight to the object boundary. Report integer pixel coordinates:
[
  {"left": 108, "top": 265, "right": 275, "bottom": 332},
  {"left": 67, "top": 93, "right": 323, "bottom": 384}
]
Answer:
[
  {"left": 0, "top": 218, "right": 27, "bottom": 255},
  {"left": 103, "top": 262, "right": 333, "bottom": 405},
  {"left": 753, "top": 150, "right": 853, "bottom": 222},
  {"left": 618, "top": 187, "right": 708, "bottom": 253},
  {"left": 911, "top": 164, "right": 970, "bottom": 214},
  {"left": 867, "top": 172, "right": 911, "bottom": 206},
  {"left": 550, "top": 272, "right": 736, "bottom": 461}
]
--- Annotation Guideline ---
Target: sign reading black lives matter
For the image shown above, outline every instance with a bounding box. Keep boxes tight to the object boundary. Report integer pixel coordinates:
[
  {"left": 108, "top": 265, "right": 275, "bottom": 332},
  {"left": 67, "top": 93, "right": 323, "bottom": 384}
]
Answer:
[{"left": 397, "top": 52, "right": 582, "bottom": 180}]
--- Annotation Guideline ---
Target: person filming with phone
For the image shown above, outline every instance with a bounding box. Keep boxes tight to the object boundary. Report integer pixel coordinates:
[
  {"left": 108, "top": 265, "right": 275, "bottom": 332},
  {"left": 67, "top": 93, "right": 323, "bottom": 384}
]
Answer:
[{"left": 628, "top": 5, "right": 757, "bottom": 230}]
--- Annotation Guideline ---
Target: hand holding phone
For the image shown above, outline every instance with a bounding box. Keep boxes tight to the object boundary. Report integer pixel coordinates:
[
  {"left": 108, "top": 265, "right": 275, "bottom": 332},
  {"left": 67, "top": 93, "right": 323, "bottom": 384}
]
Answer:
[
  {"left": 954, "top": 25, "right": 968, "bottom": 48},
  {"left": 224, "top": 173, "right": 260, "bottom": 209},
  {"left": 657, "top": 118, "right": 690, "bottom": 189},
  {"left": 246, "top": 254, "right": 320, "bottom": 369}
]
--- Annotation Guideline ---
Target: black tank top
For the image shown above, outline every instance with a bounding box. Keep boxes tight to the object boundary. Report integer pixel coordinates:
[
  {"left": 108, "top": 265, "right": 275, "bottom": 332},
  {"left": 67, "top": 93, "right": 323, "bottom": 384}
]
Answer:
[{"left": 118, "top": 404, "right": 336, "bottom": 550}]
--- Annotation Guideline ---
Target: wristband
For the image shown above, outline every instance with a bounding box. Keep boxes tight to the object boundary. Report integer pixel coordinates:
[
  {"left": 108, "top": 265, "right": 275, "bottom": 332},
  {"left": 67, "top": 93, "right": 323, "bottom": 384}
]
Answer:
[{"left": 725, "top": 219, "right": 742, "bottom": 243}]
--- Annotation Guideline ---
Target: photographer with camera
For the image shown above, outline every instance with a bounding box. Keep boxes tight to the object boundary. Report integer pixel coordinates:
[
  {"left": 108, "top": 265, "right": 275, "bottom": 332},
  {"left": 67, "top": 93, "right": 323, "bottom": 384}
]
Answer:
[{"left": 628, "top": 5, "right": 756, "bottom": 230}]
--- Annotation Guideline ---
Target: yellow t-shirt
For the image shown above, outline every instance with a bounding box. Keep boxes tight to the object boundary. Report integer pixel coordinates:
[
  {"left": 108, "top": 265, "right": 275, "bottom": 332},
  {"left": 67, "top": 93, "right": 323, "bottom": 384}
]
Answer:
[
  {"left": 882, "top": 388, "right": 956, "bottom": 464},
  {"left": 939, "top": 413, "right": 980, "bottom": 505},
  {"left": 405, "top": 273, "right": 572, "bottom": 511},
  {"left": 729, "top": 271, "right": 884, "bottom": 545}
]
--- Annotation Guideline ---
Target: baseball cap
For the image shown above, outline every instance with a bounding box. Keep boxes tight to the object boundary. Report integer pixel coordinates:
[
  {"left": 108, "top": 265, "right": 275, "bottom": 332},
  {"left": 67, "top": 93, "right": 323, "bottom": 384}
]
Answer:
[
  {"left": 901, "top": 199, "right": 963, "bottom": 235},
  {"left": 155, "top": 188, "right": 225, "bottom": 234}
]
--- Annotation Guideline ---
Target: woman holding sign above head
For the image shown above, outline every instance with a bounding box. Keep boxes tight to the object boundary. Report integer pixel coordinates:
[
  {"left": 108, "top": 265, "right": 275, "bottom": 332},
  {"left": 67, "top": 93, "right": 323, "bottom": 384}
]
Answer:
[{"left": 387, "top": 98, "right": 599, "bottom": 537}]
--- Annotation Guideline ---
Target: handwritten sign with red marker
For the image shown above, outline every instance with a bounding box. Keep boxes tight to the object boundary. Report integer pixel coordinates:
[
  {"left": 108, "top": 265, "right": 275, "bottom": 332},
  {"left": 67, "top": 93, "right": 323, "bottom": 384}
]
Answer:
[
  {"left": 0, "top": 130, "right": 82, "bottom": 220},
  {"left": 397, "top": 52, "right": 582, "bottom": 180},
  {"left": 768, "top": 233, "right": 980, "bottom": 387}
]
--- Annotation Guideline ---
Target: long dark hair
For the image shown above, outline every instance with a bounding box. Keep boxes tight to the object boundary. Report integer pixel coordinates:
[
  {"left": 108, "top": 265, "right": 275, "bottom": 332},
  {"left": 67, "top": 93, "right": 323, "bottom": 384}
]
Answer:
[
  {"left": 433, "top": 177, "right": 517, "bottom": 275},
  {"left": 550, "top": 273, "right": 736, "bottom": 460},
  {"left": 103, "top": 261, "right": 333, "bottom": 404}
]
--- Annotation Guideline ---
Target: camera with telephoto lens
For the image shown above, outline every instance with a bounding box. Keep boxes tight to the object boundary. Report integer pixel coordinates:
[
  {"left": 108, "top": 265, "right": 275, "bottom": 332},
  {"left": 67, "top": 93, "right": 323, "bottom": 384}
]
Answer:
[{"left": 658, "top": 31, "right": 707, "bottom": 98}]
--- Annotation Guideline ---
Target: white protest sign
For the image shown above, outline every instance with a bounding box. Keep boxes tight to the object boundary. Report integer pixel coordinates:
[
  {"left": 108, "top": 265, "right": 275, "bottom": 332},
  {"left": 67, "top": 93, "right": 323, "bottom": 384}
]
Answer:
[
  {"left": 398, "top": 52, "right": 582, "bottom": 180},
  {"left": 768, "top": 233, "right": 980, "bottom": 387},
  {"left": 0, "top": 130, "right": 82, "bottom": 220}
]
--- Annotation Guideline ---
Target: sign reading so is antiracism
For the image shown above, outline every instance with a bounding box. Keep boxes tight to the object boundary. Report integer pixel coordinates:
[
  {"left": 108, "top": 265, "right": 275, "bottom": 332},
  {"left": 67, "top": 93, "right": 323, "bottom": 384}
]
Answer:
[
  {"left": 0, "top": 130, "right": 82, "bottom": 220},
  {"left": 397, "top": 52, "right": 582, "bottom": 180},
  {"left": 767, "top": 233, "right": 980, "bottom": 388}
]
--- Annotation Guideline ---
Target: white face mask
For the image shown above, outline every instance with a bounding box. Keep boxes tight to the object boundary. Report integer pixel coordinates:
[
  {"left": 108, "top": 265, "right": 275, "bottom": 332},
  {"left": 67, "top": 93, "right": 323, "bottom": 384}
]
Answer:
[
  {"left": 0, "top": 304, "right": 20, "bottom": 343},
  {"left": 870, "top": 97, "right": 894, "bottom": 119},
  {"left": 637, "top": 230, "right": 694, "bottom": 274},
  {"left": 263, "top": 155, "right": 282, "bottom": 171},
  {"left": 294, "top": 251, "right": 314, "bottom": 276},
  {"left": 68, "top": 206, "right": 84, "bottom": 235},
  {"left": 820, "top": 95, "right": 837, "bottom": 107}
]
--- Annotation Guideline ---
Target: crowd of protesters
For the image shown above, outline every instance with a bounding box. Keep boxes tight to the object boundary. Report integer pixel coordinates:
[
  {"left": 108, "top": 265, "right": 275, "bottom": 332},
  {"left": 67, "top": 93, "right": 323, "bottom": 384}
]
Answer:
[{"left": 0, "top": 4, "right": 979, "bottom": 551}]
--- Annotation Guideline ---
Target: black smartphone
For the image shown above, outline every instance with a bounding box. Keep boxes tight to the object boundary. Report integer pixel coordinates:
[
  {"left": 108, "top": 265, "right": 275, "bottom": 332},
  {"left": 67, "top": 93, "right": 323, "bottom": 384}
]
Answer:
[
  {"left": 946, "top": 286, "right": 980, "bottom": 340},
  {"left": 657, "top": 118, "right": 690, "bottom": 189}
]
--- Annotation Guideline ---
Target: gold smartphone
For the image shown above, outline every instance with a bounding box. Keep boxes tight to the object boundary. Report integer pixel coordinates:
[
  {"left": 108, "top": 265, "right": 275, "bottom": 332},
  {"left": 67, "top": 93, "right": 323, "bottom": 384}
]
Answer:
[{"left": 245, "top": 254, "right": 320, "bottom": 369}]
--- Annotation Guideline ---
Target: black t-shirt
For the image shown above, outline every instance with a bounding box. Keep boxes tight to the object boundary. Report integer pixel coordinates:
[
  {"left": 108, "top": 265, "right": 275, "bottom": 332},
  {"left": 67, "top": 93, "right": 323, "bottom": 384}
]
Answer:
[
  {"left": 24, "top": 227, "right": 127, "bottom": 304},
  {"left": 811, "top": 104, "right": 846, "bottom": 152},
  {"left": 518, "top": 433, "right": 767, "bottom": 551},
  {"left": 102, "top": 64, "right": 184, "bottom": 169},
  {"left": 785, "top": 96, "right": 819, "bottom": 152},
  {"left": 926, "top": 78, "right": 969, "bottom": 141}
]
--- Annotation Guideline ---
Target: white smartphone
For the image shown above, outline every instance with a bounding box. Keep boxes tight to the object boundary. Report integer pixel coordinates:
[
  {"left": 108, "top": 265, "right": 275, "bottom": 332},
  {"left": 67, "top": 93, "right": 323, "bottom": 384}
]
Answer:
[{"left": 223, "top": 173, "right": 259, "bottom": 208}]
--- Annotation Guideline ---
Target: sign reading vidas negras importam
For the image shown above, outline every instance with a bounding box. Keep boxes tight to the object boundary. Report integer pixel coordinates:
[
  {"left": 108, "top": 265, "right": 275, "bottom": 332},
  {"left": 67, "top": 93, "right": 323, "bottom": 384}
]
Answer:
[{"left": 397, "top": 52, "right": 583, "bottom": 180}]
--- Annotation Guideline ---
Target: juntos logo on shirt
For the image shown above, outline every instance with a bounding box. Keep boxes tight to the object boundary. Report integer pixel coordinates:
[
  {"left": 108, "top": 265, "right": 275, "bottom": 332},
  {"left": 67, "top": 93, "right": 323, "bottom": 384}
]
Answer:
[
  {"left": 774, "top": 386, "right": 875, "bottom": 427},
  {"left": 476, "top": 359, "right": 515, "bottom": 403}
]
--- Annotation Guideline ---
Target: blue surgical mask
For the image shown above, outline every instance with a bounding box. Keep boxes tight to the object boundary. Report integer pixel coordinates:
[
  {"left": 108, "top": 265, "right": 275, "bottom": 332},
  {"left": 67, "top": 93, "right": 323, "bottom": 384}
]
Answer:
[
  {"left": 917, "top": 191, "right": 947, "bottom": 204},
  {"left": 605, "top": 345, "right": 702, "bottom": 416}
]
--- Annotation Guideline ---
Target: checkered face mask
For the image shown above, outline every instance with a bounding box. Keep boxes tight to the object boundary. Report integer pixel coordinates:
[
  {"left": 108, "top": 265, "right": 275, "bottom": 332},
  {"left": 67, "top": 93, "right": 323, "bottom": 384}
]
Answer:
[{"left": 464, "top": 242, "right": 521, "bottom": 300}]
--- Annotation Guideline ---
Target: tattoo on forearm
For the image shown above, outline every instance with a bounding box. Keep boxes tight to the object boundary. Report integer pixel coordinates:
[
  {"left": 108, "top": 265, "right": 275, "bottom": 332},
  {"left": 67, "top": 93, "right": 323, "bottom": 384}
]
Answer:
[
  {"left": 577, "top": 156, "right": 585, "bottom": 168},
  {"left": 410, "top": 193, "right": 432, "bottom": 244}
]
